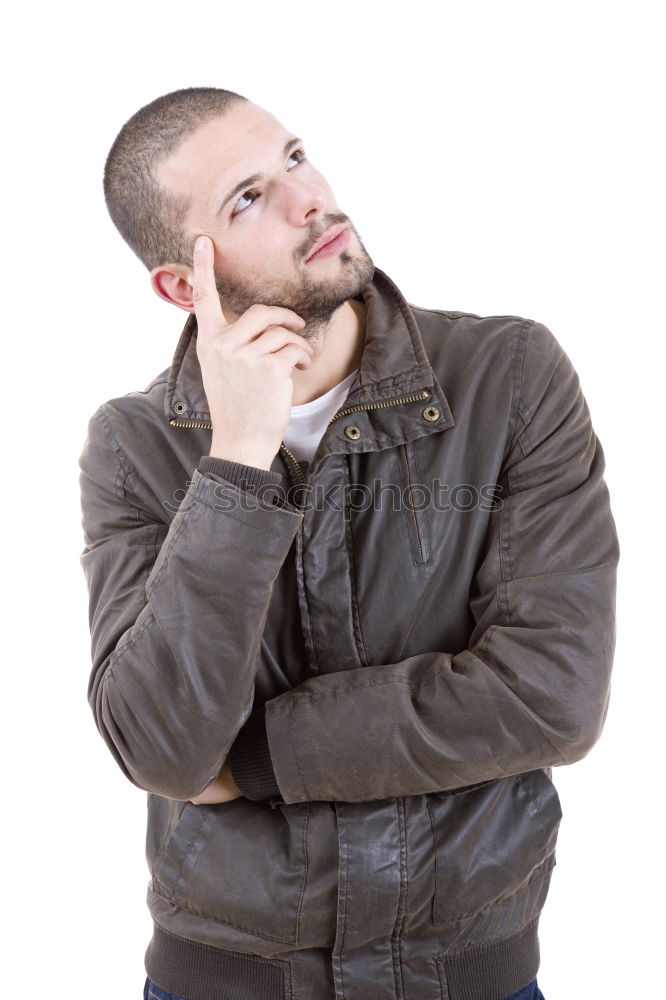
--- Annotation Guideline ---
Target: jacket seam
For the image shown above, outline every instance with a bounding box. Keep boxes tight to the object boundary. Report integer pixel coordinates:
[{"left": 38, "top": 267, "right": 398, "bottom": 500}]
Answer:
[
  {"left": 96, "top": 405, "right": 157, "bottom": 513},
  {"left": 100, "top": 654, "right": 164, "bottom": 778},
  {"left": 498, "top": 497, "right": 513, "bottom": 598},
  {"left": 515, "top": 347, "right": 565, "bottom": 462},
  {"left": 518, "top": 345, "right": 562, "bottom": 431},
  {"left": 499, "top": 318, "right": 567, "bottom": 593},
  {"left": 516, "top": 772, "right": 550, "bottom": 858},
  {"left": 144, "top": 497, "right": 202, "bottom": 598},
  {"left": 153, "top": 920, "right": 289, "bottom": 965},
  {"left": 107, "top": 607, "right": 157, "bottom": 665},
  {"left": 503, "top": 319, "right": 533, "bottom": 462},
  {"left": 147, "top": 523, "right": 166, "bottom": 603},
  {"left": 432, "top": 858, "right": 555, "bottom": 927},
  {"left": 409, "top": 304, "right": 533, "bottom": 323},
  {"left": 293, "top": 520, "right": 321, "bottom": 677},
  {"left": 333, "top": 805, "right": 351, "bottom": 962},
  {"left": 149, "top": 887, "right": 301, "bottom": 944},
  {"left": 434, "top": 953, "right": 451, "bottom": 1000},
  {"left": 343, "top": 456, "right": 370, "bottom": 668},
  {"left": 289, "top": 706, "right": 310, "bottom": 801},
  {"left": 150, "top": 919, "right": 291, "bottom": 972},
  {"left": 270, "top": 662, "right": 462, "bottom": 710},
  {"left": 94, "top": 406, "right": 134, "bottom": 487},
  {"left": 170, "top": 807, "right": 213, "bottom": 902},
  {"left": 91, "top": 408, "right": 147, "bottom": 526},
  {"left": 390, "top": 797, "right": 408, "bottom": 999},
  {"left": 439, "top": 910, "right": 542, "bottom": 957},
  {"left": 497, "top": 320, "right": 533, "bottom": 588},
  {"left": 151, "top": 800, "right": 185, "bottom": 886},
  {"left": 518, "top": 353, "right": 566, "bottom": 462},
  {"left": 294, "top": 801, "right": 311, "bottom": 945},
  {"left": 96, "top": 402, "right": 182, "bottom": 533}
]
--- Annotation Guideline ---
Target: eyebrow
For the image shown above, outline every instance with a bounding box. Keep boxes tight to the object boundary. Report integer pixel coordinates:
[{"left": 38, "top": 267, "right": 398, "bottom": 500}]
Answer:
[{"left": 216, "top": 136, "right": 303, "bottom": 216}]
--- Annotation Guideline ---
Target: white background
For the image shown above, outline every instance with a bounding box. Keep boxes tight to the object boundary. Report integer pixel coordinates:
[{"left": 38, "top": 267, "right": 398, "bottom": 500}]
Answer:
[{"left": 2, "top": 1, "right": 663, "bottom": 997}]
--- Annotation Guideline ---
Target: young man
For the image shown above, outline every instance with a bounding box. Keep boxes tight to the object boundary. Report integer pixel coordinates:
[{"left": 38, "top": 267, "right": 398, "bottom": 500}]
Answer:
[{"left": 78, "top": 87, "right": 619, "bottom": 1000}]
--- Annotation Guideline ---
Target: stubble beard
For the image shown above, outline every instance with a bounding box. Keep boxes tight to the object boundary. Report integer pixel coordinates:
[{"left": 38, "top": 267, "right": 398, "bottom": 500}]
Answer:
[{"left": 213, "top": 219, "right": 375, "bottom": 349}]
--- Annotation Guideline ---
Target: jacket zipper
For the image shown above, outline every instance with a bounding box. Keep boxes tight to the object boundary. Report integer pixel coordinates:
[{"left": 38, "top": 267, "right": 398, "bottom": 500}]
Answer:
[
  {"left": 326, "top": 389, "right": 430, "bottom": 428},
  {"left": 169, "top": 389, "right": 431, "bottom": 433},
  {"left": 169, "top": 419, "right": 215, "bottom": 429},
  {"left": 279, "top": 443, "right": 307, "bottom": 485},
  {"left": 170, "top": 389, "right": 432, "bottom": 493}
]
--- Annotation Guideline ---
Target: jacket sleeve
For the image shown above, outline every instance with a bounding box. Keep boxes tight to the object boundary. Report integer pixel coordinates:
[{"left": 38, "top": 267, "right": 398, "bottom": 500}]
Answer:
[
  {"left": 233, "top": 320, "right": 620, "bottom": 804},
  {"left": 78, "top": 408, "right": 302, "bottom": 801}
]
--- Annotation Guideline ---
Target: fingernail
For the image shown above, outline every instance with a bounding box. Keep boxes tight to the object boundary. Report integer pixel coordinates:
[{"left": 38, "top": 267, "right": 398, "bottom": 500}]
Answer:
[{"left": 194, "top": 236, "right": 208, "bottom": 252}]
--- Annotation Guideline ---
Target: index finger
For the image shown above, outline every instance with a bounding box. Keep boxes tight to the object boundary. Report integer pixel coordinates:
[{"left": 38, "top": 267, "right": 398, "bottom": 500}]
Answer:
[{"left": 191, "top": 235, "right": 225, "bottom": 333}]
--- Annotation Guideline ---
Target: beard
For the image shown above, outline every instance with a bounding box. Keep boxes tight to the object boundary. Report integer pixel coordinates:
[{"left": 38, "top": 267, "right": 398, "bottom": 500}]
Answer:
[{"left": 213, "top": 213, "right": 375, "bottom": 347}]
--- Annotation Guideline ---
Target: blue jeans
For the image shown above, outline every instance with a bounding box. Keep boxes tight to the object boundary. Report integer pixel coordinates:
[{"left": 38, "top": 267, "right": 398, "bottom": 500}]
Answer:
[{"left": 143, "top": 975, "right": 545, "bottom": 999}]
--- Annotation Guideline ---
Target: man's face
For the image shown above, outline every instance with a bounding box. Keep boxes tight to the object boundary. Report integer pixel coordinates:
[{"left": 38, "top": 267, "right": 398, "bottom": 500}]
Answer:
[{"left": 156, "top": 101, "right": 374, "bottom": 333}]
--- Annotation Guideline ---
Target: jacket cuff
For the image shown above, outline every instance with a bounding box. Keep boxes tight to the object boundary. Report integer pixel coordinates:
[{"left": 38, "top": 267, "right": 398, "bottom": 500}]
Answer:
[
  {"left": 229, "top": 708, "right": 281, "bottom": 801},
  {"left": 197, "top": 456, "right": 285, "bottom": 507}
]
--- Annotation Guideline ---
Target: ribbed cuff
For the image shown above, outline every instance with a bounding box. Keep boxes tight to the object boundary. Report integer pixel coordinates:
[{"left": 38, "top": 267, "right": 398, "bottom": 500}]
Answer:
[
  {"left": 197, "top": 456, "right": 285, "bottom": 506},
  {"left": 229, "top": 708, "right": 281, "bottom": 801}
]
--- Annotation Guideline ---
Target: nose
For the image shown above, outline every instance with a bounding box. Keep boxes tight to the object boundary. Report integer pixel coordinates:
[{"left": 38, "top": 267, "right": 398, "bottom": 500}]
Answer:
[{"left": 278, "top": 173, "right": 326, "bottom": 225}]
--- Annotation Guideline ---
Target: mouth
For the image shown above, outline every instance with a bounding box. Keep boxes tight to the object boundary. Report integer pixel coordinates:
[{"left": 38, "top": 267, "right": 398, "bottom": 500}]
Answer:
[{"left": 305, "top": 224, "right": 350, "bottom": 263}]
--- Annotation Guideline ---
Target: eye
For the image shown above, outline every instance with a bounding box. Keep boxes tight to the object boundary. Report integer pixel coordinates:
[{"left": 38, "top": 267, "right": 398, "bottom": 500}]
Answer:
[
  {"left": 287, "top": 147, "right": 307, "bottom": 168},
  {"left": 230, "top": 147, "right": 307, "bottom": 219},
  {"left": 231, "top": 189, "right": 258, "bottom": 216}
]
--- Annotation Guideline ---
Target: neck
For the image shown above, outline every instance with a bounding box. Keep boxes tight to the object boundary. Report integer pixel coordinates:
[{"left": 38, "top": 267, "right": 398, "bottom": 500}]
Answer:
[{"left": 291, "top": 298, "right": 367, "bottom": 406}]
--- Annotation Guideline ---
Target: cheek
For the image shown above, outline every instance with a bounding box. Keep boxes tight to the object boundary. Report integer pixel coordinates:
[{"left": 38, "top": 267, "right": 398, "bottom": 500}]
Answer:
[{"left": 219, "top": 233, "right": 294, "bottom": 277}]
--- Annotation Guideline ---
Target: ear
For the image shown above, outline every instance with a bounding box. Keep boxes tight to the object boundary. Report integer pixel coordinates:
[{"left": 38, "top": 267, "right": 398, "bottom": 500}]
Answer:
[{"left": 150, "top": 263, "right": 197, "bottom": 313}]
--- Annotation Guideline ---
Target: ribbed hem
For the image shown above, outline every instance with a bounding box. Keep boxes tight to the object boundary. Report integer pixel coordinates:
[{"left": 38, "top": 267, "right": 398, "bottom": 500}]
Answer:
[
  {"left": 146, "top": 916, "right": 541, "bottom": 999},
  {"left": 229, "top": 708, "right": 281, "bottom": 800},
  {"left": 439, "top": 917, "right": 540, "bottom": 1000},
  {"left": 197, "top": 456, "right": 285, "bottom": 506},
  {"left": 145, "top": 923, "right": 287, "bottom": 1000}
]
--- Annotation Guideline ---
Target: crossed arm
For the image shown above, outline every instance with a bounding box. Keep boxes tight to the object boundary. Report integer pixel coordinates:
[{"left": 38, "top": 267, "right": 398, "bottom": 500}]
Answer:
[{"left": 79, "top": 321, "right": 618, "bottom": 804}]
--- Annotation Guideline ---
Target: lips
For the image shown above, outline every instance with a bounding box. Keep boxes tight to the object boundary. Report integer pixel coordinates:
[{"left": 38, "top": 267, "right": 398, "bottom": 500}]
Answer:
[{"left": 305, "top": 224, "right": 348, "bottom": 262}]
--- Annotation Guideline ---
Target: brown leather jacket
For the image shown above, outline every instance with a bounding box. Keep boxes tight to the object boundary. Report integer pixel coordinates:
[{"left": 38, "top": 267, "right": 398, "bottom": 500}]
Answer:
[{"left": 78, "top": 267, "right": 619, "bottom": 1000}]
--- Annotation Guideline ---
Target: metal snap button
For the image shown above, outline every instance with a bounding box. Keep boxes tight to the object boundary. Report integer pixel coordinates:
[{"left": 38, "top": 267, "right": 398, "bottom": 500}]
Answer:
[
  {"left": 344, "top": 424, "right": 362, "bottom": 440},
  {"left": 422, "top": 405, "right": 441, "bottom": 422},
  {"left": 174, "top": 401, "right": 187, "bottom": 415}
]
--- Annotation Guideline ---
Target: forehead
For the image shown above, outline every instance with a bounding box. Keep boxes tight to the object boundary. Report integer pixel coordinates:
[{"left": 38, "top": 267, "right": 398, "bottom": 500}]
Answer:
[{"left": 155, "top": 101, "right": 291, "bottom": 214}]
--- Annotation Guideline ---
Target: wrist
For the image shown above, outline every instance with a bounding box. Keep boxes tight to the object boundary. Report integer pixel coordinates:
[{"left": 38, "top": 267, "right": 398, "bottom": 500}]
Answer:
[{"left": 209, "top": 440, "right": 276, "bottom": 471}]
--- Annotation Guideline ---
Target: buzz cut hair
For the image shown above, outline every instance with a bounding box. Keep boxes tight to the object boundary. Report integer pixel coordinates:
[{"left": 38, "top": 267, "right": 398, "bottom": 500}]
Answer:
[{"left": 103, "top": 87, "right": 248, "bottom": 271}]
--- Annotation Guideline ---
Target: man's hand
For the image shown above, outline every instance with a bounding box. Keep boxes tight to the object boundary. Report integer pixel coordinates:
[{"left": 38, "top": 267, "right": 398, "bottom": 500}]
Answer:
[
  {"left": 189, "top": 756, "right": 243, "bottom": 805},
  {"left": 192, "top": 234, "right": 315, "bottom": 470}
]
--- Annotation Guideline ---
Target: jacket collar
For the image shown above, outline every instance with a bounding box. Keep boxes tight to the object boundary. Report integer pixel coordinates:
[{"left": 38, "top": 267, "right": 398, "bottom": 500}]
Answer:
[{"left": 164, "top": 266, "right": 454, "bottom": 455}]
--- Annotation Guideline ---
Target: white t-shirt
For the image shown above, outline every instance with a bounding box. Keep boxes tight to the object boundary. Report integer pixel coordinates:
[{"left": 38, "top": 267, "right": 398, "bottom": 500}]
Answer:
[{"left": 282, "top": 369, "right": 359, "bottom": 465}]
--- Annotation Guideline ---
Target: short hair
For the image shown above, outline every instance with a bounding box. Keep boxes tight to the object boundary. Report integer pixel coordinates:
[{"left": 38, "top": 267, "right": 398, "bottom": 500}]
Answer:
[{"left": 103, "top": 87, "right": 248, "bottom": 271}]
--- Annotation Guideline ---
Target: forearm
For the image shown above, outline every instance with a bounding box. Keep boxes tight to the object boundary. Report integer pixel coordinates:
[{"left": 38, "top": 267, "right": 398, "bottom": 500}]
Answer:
[
  {"left": 227, "top": 321, "right": 619, "bottom": 805},
  {"left": 228, "top": 573, "right": 616, "bottom": 806},
  {"left": 81, "top": 410, "right": 302, "bottom": 800}
]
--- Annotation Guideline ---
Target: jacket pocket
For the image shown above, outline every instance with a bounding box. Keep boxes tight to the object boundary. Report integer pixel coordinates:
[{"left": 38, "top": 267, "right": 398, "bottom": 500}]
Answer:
[
  {"left": 150, "top": 797, "right": 309, "bottom": 945},
  {"left": 146, "top": 792, "right": 181, "bottom": 879},
  {"left": 397, "top": 441, "right": 431, "bottom": 565},
  {"left": 426, "top": 768, "right": 562, "bottom": 924}
]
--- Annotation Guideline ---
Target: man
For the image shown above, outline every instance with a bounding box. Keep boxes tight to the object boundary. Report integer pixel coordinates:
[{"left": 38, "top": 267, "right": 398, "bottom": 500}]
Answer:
[{"left": 78, "top": 87, "right": 619, "bottom": 1000}]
